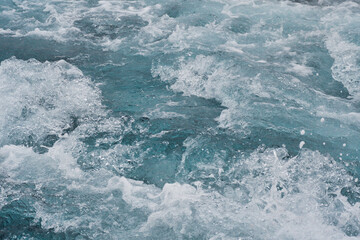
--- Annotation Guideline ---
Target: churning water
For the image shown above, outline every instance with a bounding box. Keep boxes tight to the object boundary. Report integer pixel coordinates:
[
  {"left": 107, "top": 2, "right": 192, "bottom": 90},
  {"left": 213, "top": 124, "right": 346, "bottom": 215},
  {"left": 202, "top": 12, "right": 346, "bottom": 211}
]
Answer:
[{"left": 1, "top": 0, "right": 360, "bottom": 239}]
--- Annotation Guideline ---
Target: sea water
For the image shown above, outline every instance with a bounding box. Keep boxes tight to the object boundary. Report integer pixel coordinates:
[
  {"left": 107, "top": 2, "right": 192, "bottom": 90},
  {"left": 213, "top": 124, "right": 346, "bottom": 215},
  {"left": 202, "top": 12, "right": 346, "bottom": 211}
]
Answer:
[{"left": 1, "top": 0, "right": 360, "bottom": 239}]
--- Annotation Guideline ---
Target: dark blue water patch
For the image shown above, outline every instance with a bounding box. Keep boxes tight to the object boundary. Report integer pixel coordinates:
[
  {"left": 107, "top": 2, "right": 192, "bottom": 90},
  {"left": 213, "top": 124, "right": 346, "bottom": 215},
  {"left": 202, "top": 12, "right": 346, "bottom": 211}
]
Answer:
[
  {"left": 228, "top": 16, "right": 252, "bottom": 34},
  {"left": 183, "top": 13, "right": 220, "bottom": 27},
  {"left": 0, "top": 0, "right": 17, "bottom": 10},
  {"left": 155, "top": 0, "right": 225, "bottom": 21},
  {"left": 85, "top": 0, "right": 100, "bottom": 7},
  {"left": 157, "top": 0, "right": 209, "bottom": 18},
  {"left": 0, "top": 36, "right": 88, "bottom": 63},
  {"left": 76, "top": 96, "right": 226, "bottom": 185},
  {"left": 0, "top": 181, "right": 149, "bottom": 239},
  {"left": 305, "top": 60, "right": 350, "bottom": 99},
  {"left": 74, "top": 15, "right": 148, "bottom": 41},
  {"left": 0, "top": 193, "right": 75, "bottom": 240},
  {"left": 91, "top": 55, "right": 160, "bottom": 115},
  {"left": 0, "top": 35, "right": 138, "bottom": 66}
]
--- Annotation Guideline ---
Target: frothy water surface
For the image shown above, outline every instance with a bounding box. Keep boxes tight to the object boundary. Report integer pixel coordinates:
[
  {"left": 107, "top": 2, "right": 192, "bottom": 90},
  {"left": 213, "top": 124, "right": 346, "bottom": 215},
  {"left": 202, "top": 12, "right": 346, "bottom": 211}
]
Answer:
[{"left": 1, "top": 0, "right": 360, "bottom": 239}]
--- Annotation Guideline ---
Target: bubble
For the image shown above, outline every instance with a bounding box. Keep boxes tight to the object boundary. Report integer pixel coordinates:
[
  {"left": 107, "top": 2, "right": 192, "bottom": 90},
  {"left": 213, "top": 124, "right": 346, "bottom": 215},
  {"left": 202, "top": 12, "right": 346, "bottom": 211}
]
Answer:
[{"left": 299, "top": 141, "right": 305, "bottom": 149}]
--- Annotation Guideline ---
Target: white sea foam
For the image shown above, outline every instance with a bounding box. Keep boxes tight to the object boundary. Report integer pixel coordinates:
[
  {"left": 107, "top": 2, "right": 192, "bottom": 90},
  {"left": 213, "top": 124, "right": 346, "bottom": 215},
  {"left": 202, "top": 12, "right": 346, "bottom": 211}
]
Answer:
[
  {"left": 0, "top": 0, "right": 157, "bottom": 50},
  {"left": 1, "top": 0, "right": 360, "bottom": 239},
  {"left": 321, "top": 2, "right": 360, "bottom": 98},
  {"left": 325, "top": 32, "right": 360, "bottom": 98},
  {"left": 1, "top": 142, "right": 358, "bottom": 239},
  {"left": 0, "top": 57, "right": 104, "bottom": 146}
]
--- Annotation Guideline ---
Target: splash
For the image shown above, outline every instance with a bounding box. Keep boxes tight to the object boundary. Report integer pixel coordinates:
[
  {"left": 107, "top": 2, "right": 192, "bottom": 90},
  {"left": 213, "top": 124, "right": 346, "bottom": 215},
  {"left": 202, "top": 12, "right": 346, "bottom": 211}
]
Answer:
[{"left": 1, "top": 0, "right": 360, "bottom": 239}]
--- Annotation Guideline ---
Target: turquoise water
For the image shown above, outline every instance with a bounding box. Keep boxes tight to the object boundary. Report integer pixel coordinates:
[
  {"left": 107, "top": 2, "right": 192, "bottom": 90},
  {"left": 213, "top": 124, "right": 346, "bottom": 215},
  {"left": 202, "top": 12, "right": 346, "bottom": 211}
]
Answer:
[{"left": 1, "top": 0, "right": 360, "bottom": 239}]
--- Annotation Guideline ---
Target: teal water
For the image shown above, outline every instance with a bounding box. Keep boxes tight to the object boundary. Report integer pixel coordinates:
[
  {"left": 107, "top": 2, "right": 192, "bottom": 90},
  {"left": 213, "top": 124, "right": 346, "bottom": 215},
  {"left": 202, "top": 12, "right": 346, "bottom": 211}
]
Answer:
[{"left": 1, "top": 0, "right": 360, "bottom": 239}]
